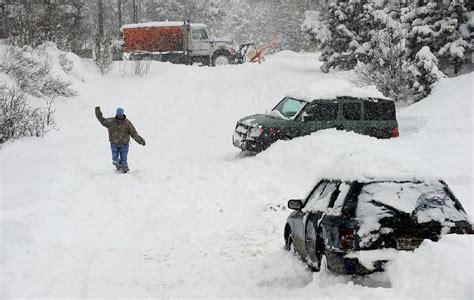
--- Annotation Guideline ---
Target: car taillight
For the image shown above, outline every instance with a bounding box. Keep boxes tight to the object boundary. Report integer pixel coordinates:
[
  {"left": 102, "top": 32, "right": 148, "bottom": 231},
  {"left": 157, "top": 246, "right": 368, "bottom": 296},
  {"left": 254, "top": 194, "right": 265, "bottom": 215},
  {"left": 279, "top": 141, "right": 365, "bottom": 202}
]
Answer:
[
  {"left": 339, "top": 228, "right": 356, "bottom": 249},
  {"left": 392, "top": 127, "right": 400, "bottom": 138}
]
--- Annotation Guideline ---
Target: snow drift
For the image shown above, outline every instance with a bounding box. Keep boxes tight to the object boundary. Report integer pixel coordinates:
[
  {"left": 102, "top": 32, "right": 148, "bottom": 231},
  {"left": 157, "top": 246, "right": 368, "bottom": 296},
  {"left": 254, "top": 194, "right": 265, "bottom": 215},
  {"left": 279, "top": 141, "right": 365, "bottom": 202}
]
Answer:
[{"left": 1, "top": 51, "right": 472, "bottom": 298}]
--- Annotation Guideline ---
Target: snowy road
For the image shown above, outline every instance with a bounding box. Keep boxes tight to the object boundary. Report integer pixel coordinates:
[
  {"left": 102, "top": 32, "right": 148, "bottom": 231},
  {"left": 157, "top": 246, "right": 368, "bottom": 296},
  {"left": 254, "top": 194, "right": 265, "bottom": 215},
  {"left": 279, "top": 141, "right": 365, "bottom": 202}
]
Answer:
[{"left": 1, "top": 52, "right": 473, "bottom": 298}]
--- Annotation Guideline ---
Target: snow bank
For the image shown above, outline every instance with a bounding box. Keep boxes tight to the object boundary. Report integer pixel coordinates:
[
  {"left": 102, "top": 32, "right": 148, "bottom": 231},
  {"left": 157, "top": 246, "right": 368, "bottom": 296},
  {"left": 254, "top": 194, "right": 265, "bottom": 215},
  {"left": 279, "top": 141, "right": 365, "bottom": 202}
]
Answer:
[
  {"left": 37, "top": 42, "right": 86, "bottom": 82},
  {"left": 1, "top": 50, "right": 472, "bottom": 298},
  {"left": 387, "top": 234, "right": 473, "bottom": 299},
  {"left": 0, "top": 42, "right": 86, "bottom": 84}
]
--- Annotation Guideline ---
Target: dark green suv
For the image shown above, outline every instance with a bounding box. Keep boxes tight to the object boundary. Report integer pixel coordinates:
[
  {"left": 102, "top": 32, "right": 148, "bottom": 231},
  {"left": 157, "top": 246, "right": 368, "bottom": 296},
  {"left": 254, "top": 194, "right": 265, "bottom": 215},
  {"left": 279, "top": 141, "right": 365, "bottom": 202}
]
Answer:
[{"left": 232, "top": 96, "right": 399, "bottom": 152}]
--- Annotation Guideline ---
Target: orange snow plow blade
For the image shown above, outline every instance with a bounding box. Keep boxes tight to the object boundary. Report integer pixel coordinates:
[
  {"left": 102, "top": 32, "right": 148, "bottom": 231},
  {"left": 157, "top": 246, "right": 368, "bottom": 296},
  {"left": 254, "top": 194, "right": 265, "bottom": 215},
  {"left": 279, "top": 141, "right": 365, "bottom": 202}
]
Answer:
[{"left": 249, "top": 36, "right": 279, "bottom": 64}]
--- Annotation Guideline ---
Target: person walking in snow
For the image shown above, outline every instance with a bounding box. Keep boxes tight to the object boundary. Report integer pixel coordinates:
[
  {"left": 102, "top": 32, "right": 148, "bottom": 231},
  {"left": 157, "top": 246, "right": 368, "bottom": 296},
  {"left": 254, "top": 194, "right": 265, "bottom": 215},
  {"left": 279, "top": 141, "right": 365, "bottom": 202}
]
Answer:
[{"left": 95, "top": 106, "right": 145, "bottom": 173}]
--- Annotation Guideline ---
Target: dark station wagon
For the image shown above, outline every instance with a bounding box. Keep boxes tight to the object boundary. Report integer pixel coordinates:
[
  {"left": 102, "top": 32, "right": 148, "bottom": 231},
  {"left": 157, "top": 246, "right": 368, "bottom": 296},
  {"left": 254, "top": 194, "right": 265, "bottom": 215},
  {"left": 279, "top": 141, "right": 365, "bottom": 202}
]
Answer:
[
  {"left": 284, "top": 178, "right": 472, "bottom": 275},
  {"left": 233, "top": 96, "right": 399, "bottom": 152}
]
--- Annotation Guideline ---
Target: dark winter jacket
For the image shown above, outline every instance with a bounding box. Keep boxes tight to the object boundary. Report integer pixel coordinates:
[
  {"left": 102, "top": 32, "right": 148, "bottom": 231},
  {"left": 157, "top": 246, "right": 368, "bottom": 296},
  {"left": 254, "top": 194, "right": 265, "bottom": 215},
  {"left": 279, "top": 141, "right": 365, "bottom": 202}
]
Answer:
[{"left": 95, "top": 107, "right": 145, "bottom": 145}]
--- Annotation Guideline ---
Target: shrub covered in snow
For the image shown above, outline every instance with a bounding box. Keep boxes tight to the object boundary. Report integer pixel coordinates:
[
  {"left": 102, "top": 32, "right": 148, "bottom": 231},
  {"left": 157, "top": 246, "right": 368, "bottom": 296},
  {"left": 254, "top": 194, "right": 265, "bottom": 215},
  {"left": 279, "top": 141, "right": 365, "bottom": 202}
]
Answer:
[
  {"left": 353, "top": 27, "right": 414, "bottom": 103},
  {"left": 0, "top": 87, "right": 55, "bottom": 143},
  {"left": 0, "top": 45, "right": 76, "bottom": 98},
  {"left": 409, "top": 46, "right": 444, "bottom": 101}
]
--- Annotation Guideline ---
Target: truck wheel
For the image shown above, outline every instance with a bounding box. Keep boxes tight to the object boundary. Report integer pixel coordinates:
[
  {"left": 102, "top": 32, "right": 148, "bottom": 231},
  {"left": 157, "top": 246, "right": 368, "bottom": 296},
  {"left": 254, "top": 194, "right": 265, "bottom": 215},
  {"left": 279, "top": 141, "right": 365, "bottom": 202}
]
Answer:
[{"left": 213, "top": 55, "right": 230, "bottom": 66}]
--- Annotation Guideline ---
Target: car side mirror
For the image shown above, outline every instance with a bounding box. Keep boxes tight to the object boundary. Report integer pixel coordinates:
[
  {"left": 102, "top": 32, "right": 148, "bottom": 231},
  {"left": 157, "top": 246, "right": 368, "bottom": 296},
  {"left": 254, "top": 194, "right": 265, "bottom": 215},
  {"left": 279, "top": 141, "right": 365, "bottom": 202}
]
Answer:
[{"left": 288, "top": 199, "right": 303, "bottom": 210}]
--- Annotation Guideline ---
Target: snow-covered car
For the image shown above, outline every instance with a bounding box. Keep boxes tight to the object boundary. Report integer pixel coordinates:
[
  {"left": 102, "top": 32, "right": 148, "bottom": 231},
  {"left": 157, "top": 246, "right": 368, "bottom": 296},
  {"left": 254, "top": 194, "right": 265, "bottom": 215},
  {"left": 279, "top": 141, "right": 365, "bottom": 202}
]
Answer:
[
  {"left": 232, "top": 91, "right": 399, "bottom": 152},
  {"left": 284, "top": 178, "right": 473, "bottom": 275}
]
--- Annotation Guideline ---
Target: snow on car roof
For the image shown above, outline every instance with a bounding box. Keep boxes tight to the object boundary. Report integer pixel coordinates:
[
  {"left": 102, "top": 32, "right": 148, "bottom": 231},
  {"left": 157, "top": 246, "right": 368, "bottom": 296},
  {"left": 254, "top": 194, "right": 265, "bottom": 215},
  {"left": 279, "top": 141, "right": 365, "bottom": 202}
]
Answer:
[
  {"left": 120, "top": 22, "right": 206, "bottom": 32},
  {"left": 318, "top": 145, "right": 441, "bottom": 184},
  {"left": 287, "top": 79, "right": 391, "bottom": 102}
]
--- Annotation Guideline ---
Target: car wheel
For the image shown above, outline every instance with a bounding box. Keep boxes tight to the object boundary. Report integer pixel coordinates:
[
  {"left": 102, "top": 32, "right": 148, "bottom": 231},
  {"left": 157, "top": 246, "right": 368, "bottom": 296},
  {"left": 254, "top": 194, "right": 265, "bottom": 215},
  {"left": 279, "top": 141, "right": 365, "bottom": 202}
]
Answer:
[
  {"left": 319, "top": 253, "right": 328, "bottom": 272},
  {"left": 285, "top": 229, "right": 295, "bottom": 253},
  {"left": 213, "top": 55, "right": 230, "bottom": 66},
  {"left": 315, "top": 239, "right": 328, "bottom": 272}
]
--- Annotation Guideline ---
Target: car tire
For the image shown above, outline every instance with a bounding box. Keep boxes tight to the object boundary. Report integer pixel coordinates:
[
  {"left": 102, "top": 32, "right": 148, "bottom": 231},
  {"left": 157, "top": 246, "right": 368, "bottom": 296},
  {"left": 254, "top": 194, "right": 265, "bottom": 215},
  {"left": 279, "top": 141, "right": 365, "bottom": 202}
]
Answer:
[
  {"left": 319, "top": 253, "right": 328, "bottom": 272},
  {"left": 285, "top": 228, "right": 295, "bottom": 253},
  {"left": 315, "top": 239, "right": 328, "bottom": 272},
  {"left": 213, "top": 55, "right": 230, "bottom": 66}
]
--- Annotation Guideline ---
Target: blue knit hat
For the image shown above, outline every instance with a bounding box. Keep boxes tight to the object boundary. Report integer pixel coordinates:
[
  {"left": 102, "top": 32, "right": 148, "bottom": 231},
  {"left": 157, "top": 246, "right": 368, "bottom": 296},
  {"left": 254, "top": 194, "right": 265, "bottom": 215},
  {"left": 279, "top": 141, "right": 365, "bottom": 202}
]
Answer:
[{"left": 116, "top": 107, "right": 124, "bottom": 116}]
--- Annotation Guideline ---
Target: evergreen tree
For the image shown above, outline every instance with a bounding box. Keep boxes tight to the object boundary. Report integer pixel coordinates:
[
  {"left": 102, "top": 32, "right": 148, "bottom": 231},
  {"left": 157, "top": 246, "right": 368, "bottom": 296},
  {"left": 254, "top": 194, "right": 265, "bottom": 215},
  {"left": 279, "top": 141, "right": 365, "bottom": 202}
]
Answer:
[
  {"left": 305, "top": 0, "right": 373, "bottom": 73},
  {"left": 401, "top": 1, "right": 470, "bottom": 74},
  {"left": 6, "top": 0, "right": 89, "bottom": 53},
  {"left": 354, "top": 27, "right": 414, "bottom": 103},
  {"left": 437, "top": 2, "right": 471, "bottom": 74},
  {"left": 409, "top": 46, "right": 442, "bottom": 101}
]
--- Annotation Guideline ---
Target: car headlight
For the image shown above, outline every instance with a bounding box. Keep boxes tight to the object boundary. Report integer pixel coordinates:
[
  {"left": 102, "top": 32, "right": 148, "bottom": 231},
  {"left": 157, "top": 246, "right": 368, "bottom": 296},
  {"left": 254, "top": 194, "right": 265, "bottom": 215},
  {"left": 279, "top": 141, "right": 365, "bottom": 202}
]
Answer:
[{"left": 250, "top": 126, "right": 264, "bottom": 137}]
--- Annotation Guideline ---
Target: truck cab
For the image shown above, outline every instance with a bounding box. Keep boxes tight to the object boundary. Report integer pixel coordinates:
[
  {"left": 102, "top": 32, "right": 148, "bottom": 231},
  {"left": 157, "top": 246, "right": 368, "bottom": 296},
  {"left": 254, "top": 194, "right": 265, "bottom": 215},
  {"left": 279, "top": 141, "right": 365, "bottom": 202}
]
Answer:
[{"left": 186, "top": 23, "right": 237, "bottom": 66}]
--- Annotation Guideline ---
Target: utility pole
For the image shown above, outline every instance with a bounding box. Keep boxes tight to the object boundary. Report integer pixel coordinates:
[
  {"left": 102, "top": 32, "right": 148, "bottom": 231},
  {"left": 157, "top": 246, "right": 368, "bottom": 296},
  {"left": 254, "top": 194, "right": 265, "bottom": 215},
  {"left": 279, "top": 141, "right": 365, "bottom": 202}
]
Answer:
[
  {"left": 118, "top": 0, "right": 123, "bottom": 27},
  {"left": 96, "top": 0, "right": 104, "bottom": 61},
  {"left": 132, "top": 0, "right": 138, "bottom": 23}
]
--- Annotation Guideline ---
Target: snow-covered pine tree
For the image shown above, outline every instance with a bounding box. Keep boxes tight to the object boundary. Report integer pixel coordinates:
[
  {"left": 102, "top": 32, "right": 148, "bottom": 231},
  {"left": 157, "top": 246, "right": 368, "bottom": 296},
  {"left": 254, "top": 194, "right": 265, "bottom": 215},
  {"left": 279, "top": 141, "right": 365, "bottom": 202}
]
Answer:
[
  {"left": 402, "top": 1, "right": 471, "bottom": 75},
  {"left": 409, "top": 46, "right": 443, "bottom": 101},
  {"left": 6, "top": 0, "right": 89, "bottom": 53},
  {"left": 401, "top": 2, "right": 439, "bottom": 61},
  {"left": 437, "top": 2, "right": 471, "bottom": 74},
  {"left": 354, "top": 26, "right": 414, "bottom": 103},
  {"left": 305, "top": 0, "right": 372, "bottom": 73}
]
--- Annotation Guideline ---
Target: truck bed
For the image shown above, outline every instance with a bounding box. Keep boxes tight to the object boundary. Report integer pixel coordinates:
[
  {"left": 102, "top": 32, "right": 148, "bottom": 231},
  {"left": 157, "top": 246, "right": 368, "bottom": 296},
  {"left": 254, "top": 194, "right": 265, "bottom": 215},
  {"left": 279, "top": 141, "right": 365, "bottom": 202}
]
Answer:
[{"left": 122, "top": 25, "right": 184, "bottom": 53}]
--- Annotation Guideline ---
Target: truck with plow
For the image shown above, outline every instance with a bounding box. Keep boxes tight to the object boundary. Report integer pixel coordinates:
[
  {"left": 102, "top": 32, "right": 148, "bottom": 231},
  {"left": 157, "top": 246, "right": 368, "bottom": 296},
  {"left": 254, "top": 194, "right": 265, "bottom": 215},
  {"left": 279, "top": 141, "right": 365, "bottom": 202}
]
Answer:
[{"left": 120, "top": 20, "right": 260, "bottom": 66}]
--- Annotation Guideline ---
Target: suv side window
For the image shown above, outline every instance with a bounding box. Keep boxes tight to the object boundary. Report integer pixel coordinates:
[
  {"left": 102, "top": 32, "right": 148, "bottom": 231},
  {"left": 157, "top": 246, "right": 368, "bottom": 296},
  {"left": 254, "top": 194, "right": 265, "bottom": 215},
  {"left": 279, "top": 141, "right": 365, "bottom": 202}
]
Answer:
[
  {"left": 304, "top": 181, "right": 340, "bottom": 212},
  {"left": 343, "top": 102, "right": 361, "bottom": 121},
  {"left": 304, "top": 102, "right": 339, "bottom": 122}
]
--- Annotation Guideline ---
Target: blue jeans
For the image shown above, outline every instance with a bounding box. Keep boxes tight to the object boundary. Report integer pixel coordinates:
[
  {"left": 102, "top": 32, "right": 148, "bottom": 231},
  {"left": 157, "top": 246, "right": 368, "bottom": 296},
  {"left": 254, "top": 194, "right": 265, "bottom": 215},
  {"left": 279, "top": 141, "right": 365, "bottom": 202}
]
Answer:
[{"left": 111, "top": 144, "right": 129, "bottom": 170}]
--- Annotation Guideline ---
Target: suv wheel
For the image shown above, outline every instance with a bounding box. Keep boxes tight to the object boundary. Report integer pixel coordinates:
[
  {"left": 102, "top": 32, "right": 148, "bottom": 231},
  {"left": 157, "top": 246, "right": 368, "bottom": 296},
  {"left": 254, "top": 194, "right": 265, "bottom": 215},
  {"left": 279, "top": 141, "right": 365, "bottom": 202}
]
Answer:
[{"left": 213, "top": 55, "right": 230, "bottom": 66}]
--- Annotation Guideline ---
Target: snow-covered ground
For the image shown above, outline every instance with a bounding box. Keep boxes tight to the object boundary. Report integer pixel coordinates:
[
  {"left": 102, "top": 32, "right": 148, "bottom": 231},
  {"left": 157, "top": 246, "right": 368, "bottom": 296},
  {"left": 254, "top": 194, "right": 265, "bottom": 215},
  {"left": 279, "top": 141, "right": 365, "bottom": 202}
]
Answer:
[{"left": 1, "top": 51, "right": 473, "bottom": 298}]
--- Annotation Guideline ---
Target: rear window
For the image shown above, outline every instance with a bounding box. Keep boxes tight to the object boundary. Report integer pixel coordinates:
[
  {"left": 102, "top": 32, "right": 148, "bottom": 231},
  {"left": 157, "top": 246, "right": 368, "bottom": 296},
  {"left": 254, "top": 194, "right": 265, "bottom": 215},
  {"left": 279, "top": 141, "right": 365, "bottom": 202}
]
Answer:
[
  {"left": 343, "top": 102, "right": 361, "bottom": 121},
  {"left": 356, "top": 182, "right": 468, "bottom": 234},
  {"left": 364, "top": 100, "right": 396, "bottom": 121},
  {"left": 304, "top": 102, "right": 339, "bottom": 121}
]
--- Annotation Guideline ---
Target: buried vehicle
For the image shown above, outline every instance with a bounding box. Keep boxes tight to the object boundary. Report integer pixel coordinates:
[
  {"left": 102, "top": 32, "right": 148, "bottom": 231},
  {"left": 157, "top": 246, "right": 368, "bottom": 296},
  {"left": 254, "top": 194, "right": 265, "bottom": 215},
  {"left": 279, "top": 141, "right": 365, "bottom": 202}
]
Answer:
[
  {"left": 232, "top": 84, "right": 399, "bottom": 152},
  {"left": 120, "top": 21, "right": 256, "bottom": 66},
  {"left": 284, "top": 178, "right": 473, "bottom": 275}
]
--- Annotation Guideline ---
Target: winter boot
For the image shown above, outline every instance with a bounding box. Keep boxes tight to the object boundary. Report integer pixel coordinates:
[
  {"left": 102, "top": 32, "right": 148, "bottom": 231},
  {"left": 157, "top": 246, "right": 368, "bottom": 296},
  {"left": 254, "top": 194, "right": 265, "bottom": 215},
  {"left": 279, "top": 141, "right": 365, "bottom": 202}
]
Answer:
[
  {"left": 112, "top": 161, "right": 120, "bottom": 170},
  {"left": 120, "top": 166, "right": 129, "bottom": 173}
]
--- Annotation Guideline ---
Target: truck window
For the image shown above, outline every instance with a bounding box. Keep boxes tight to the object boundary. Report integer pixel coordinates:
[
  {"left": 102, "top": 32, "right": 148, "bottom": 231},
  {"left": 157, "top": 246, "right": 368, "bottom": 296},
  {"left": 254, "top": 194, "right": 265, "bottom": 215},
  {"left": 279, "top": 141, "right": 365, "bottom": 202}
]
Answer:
[
  {"left": 343, "top": 102, "right": 361, "bottom": 121},
  {"left": 304, "top": 102, "right": 338, "bottom": 121},
  {"left": 192, "top": 29, "right": 208, "bottom": 40},
  {"left": 364, "top": 100, "right": 396, "bottom": 120}
]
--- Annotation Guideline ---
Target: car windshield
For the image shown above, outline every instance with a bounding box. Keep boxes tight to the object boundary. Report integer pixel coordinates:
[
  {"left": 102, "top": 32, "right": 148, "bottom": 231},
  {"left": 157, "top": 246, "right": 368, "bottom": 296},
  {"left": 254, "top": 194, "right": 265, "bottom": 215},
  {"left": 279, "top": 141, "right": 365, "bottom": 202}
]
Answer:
[{"left": 271, "top": 97, "right": 307, "bottom": 119}]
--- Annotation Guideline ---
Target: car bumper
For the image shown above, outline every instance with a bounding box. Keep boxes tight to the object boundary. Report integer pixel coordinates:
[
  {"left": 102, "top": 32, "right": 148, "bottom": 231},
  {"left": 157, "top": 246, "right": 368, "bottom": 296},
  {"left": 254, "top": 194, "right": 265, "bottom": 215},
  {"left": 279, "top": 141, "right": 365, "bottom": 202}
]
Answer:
[
  {"left": 232, "top": 131, "right": 268, "bottom": 152},
  {"left": 326, "top": 249, "right": 396, "bottom": 275}
]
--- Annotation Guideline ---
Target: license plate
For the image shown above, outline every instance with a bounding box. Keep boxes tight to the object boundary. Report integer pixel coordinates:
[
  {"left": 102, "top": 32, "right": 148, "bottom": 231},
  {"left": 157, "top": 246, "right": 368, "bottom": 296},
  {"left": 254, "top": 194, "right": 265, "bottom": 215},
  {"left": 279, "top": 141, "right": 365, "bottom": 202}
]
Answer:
[{"left": 396, "top": 238, "right": 423, "bottom": 250}]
